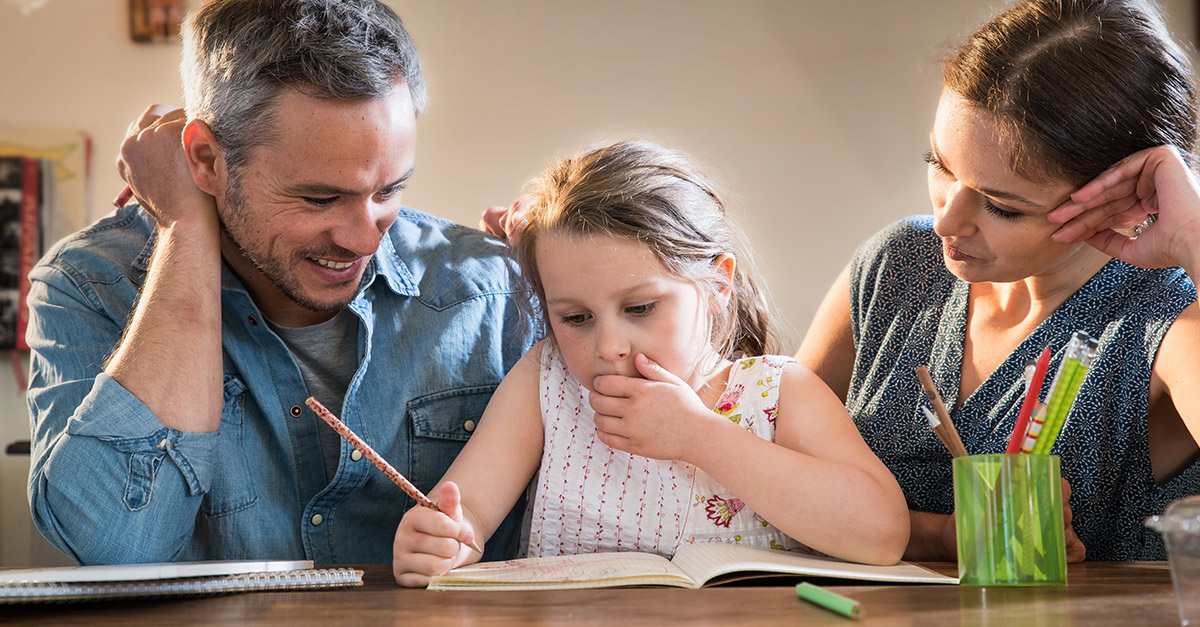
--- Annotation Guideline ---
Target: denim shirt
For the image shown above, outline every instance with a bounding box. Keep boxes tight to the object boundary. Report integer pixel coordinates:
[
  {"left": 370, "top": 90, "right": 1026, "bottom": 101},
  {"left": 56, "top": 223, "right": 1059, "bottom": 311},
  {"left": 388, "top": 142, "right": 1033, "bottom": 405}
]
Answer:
[{"left": 25, "top": 204, "right": 534, "bottom": 565}]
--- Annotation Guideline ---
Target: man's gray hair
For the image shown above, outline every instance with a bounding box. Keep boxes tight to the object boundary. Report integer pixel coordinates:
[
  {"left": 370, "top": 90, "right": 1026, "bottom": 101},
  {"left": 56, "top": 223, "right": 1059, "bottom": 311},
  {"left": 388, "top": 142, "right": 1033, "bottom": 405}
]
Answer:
[{"left": 180, "top": 0, "right": 427, "bottom": 171}]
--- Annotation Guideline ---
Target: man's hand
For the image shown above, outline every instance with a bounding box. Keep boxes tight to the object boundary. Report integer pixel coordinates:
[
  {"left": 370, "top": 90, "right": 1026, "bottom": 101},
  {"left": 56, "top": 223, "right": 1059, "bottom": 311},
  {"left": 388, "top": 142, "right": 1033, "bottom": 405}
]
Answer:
[
  {"left": 478, "top": 197, "right": 532, "bottom": 245},
  {"left": 117, "top": 104, "right": 214, "bottom": 228}
]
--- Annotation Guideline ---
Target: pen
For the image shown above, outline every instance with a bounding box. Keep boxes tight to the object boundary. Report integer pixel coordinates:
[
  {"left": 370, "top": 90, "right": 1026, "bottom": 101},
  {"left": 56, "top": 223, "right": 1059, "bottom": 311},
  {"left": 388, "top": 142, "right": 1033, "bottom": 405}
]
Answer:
[
  {"left": 914, "top": 365, "right": 969, "bottom": 457},
  {"left": 796, "top": 582, "right": 864, "bottom": 619},
  {"left": 305, "top": 397, "right": 485, "bottom": 556}
]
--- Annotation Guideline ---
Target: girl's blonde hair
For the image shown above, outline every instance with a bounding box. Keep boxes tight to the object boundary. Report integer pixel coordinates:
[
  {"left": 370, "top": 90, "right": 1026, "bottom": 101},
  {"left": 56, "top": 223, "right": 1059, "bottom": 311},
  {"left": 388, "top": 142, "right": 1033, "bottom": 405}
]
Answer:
[{"left": 514, "top": 140, "right": 775, "bottom": 359}]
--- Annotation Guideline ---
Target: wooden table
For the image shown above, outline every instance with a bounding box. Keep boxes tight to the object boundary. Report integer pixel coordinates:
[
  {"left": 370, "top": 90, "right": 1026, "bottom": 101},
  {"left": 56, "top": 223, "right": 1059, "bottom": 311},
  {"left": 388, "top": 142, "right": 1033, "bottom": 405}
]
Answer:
[{"left": 1, "top": 562, "right": 1183, "bottom": 625}]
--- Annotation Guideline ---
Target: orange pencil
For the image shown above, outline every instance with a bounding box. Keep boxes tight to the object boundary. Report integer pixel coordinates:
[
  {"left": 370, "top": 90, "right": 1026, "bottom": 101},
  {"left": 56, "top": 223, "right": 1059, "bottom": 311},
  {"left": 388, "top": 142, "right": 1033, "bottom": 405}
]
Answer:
[{"left": 305, "top": 397, "right": 484, "bottom": 556}]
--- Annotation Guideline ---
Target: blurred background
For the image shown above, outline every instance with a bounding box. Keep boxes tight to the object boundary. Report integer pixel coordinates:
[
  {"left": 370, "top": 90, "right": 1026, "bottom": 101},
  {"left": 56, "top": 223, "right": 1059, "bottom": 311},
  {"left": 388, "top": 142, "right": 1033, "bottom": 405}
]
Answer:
[{"left": 0, "top": 0, "right": 1195, "bottom": 566}]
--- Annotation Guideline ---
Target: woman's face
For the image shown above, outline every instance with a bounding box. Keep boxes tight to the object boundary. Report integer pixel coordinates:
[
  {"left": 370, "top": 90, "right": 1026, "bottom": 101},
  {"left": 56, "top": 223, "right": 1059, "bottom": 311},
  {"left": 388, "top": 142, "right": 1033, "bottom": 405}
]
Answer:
[{"left": 927, "top": 89, "right": 1090, "bottom": 283}]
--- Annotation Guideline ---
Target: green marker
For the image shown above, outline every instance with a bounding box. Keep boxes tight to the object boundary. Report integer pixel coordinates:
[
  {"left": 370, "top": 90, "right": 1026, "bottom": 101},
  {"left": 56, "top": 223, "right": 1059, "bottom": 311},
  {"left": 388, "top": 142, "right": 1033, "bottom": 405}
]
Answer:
[
  {"left": 796, "top": 582, "right": 864, "bottom": 620},
  {"left": 1032, "top": 334, "right": 1097, "bottom": 455}
]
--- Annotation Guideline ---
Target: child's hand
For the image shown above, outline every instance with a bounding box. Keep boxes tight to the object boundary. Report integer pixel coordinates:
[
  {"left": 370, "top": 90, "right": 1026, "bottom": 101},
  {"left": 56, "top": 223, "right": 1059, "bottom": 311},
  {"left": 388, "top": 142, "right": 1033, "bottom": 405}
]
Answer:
[
  {"left": 589, "top": 353, "right": 721, "bottom": 462},
  {"left": 392, "top": 481, "right": 478, "bottom": 587}
]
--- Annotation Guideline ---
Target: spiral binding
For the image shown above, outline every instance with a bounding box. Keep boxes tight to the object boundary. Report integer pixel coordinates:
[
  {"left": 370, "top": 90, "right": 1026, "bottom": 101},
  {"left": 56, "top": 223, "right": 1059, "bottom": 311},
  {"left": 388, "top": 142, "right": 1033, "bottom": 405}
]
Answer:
[{"left": 0, "top": 568, "right": 363, "bottom": 604}]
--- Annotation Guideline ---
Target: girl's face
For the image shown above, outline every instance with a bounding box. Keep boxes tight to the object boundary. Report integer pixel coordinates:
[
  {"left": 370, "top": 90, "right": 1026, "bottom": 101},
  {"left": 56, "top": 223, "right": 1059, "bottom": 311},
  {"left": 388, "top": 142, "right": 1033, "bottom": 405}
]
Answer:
[
  {"left": 927, "top": 89, "right": 1090, "bottom": 283},
  {"left": 535, "top": 232, "right": 723, "bottom": 393}
]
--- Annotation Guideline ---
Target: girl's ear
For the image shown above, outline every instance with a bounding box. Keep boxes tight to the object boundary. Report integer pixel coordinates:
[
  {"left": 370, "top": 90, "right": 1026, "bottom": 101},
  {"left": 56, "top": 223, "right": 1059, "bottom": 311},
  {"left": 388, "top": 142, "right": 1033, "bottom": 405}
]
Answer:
[
  {"left": 709, "top": 253, "right": 736, "bottom": 313},
  {"left": 182, "top": 119, "right": 224, "bottom": 197}
]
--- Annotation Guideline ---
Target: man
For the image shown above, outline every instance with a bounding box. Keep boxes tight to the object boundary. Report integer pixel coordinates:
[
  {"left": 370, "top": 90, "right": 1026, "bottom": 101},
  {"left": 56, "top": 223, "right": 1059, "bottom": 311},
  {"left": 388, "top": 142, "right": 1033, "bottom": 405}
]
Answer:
[{"left": 25, "top": 0, "right": 532, "bottom": 567}]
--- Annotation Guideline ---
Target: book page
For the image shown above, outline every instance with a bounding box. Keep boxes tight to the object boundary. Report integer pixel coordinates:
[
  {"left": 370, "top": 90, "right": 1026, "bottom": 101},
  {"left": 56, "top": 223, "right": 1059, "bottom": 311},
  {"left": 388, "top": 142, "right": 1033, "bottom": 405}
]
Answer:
[
  {"left": 428, "top": 552, "right": 699, "bottom": 590},
  {"left": 0, "top": 560, "right": 314, "bottom": 584},
  {"left": 670, "top": 543, "right": 957, "bottom": 586}
]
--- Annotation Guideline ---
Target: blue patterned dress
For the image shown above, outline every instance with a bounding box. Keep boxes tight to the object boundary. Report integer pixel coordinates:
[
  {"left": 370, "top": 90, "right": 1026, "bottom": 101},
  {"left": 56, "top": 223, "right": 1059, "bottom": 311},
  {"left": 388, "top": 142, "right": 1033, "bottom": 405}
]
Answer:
[{"left": 848, "top": 216, "right": 1199, "bottom": 560}]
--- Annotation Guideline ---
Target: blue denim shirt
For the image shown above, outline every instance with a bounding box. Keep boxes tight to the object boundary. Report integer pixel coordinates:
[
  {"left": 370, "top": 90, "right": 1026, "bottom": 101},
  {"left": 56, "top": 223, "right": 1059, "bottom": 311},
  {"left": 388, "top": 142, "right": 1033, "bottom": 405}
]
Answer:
[{"left": 25, "top": 204, "right": 534, "bottom": 565}]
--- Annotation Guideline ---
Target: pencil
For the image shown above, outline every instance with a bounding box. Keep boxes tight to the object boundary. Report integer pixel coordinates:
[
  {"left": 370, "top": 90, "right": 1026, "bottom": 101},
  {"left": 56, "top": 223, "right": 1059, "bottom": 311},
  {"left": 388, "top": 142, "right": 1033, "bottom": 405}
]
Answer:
[
  {"left": 914, "top": 365, "right": 969, "bottom": 457},
  {"left": 113, "top": 185, "right": 134, "bottom": 208},
  {"left": 796, "top": 582, "right": 864, "bottom": 619},
  {"left": 921, "top": 406, "right": 957, "bottom": 458},
  {"left": 304, "top": 397, "right": 485, "bottom": 556},
  {"left": 1032, "top": 335, "right": 1097, "bottom": 455},
  {"left": 1006, "top": 346, "right": 1051, "bottom": 454}
]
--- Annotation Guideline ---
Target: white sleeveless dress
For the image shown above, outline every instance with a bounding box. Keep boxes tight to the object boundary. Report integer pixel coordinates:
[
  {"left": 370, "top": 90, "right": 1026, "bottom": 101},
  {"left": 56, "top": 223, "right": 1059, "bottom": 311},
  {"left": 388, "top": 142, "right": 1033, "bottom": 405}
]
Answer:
[{"left": 526, "top": 347, "right": 802, "bottom": 558}]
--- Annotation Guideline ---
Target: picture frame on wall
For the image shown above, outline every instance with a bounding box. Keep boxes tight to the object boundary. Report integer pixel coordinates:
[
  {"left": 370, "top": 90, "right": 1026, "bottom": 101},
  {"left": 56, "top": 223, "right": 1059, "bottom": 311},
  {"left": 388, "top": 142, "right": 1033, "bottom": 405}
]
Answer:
[{"left": 128, "top": 0, "right": 184, "bottom": 43}]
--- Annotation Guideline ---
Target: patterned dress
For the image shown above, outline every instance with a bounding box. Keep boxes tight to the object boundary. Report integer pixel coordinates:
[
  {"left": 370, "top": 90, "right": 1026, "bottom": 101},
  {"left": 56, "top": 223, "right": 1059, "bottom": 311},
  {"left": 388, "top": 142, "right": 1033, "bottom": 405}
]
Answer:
[
  {"left": 849, "top": 216, "right": 1200, "bottom": 560},
  {"left": 526, "top": 347, "right": 802, "bottom": 558}
]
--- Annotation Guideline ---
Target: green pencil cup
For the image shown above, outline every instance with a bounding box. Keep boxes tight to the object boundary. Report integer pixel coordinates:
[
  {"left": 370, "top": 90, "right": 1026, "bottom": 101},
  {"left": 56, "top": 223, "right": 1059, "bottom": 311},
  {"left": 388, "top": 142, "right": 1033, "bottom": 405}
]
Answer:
[{"left": 953, "top": 454, "right": 1067, "bottom": 586}]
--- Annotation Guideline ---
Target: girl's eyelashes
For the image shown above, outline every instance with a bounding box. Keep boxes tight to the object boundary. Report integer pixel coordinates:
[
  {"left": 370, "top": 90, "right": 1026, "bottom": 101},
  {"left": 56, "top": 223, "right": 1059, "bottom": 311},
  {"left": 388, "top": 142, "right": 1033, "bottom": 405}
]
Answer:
[
  {"left": 558, "top": 313, "right": 591, "bottom": 327},
  {"left": 625, "top": 302, "right": 657, "bottom": 316}
]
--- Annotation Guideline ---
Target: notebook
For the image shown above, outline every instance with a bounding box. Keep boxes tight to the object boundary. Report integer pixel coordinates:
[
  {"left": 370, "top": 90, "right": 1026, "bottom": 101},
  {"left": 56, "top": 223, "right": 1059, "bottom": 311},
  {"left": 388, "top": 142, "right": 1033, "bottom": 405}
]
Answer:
[
  {"left": 427, "top": 543, "right": 958, "bottom": 590},
  {"left": 0, "top": 559, "right": 363, "bottom": 604}
]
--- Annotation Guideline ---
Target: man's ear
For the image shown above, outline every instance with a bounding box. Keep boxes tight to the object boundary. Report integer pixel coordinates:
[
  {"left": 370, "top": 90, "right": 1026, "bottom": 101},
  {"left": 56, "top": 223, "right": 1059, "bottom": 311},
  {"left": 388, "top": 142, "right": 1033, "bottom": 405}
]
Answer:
[
  {"left": 182, "top": 119, "right": 223, "bottom": 197},
  {"left": 710, "top": 253, "right": 736, "bottom": 313}
]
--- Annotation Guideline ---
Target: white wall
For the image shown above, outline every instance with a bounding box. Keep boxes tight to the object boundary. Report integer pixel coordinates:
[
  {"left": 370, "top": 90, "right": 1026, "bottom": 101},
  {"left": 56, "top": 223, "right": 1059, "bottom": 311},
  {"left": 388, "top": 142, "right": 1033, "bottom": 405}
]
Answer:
[{"left": 0, "top": 0, "right": 1195, "bottom": 566}]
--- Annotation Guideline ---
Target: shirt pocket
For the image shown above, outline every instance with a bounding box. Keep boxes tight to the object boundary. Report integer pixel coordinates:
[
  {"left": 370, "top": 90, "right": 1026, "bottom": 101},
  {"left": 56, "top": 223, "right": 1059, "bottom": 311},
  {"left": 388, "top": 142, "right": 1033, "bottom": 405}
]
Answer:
[
  {"left": 199, "top": 374, "right": 259, "bottom": 518},
  {"left": 406, "top": 385, "right": 497, "bottom": 492}
]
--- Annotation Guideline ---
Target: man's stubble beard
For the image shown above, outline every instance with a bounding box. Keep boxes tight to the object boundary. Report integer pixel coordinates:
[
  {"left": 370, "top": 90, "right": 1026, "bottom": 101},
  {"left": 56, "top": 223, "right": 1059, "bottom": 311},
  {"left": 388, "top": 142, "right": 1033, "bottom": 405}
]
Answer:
[{"left": 219, "top": 179, "right": 357, "bottom": 314}]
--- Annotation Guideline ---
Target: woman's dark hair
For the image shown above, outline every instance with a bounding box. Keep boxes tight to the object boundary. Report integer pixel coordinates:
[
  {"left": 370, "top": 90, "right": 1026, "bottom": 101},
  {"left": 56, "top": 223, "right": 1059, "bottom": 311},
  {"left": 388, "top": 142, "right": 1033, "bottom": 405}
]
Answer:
[{"left": 944, "top": 0, "right": 1197, "bottom": 185}]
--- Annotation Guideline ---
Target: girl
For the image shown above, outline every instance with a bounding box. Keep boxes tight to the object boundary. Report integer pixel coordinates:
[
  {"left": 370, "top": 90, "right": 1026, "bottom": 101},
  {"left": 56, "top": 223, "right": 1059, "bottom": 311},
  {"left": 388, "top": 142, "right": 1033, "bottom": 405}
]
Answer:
[{"left": 392, "top": 141, "right": 909, "bottom": 587}]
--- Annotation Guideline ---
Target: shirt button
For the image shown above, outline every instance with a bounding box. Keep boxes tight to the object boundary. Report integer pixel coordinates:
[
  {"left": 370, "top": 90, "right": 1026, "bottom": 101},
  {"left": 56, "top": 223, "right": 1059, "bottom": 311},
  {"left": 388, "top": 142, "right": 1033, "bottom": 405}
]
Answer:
[
  {"left": 351, "top": 449, "right": 363, "bottom": 462},
  {"left": 463, "top": 420, "right": 477, "bottom": 433},
  {"left": 248, "top": 314, "right": 259, "bottom": 326},
  {"left": 310, "top": 513, "right": 324, "bottom": 526},
  {"left": 290, "top": 405, "right": 303, "bottom": 418}
]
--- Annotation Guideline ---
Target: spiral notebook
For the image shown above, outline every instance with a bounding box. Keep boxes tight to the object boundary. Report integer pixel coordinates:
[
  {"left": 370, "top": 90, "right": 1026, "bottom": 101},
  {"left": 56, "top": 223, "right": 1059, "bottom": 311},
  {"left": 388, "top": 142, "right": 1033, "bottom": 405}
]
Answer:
[{"left": 0, "top": 560, "right": 363, "bottom": 604}]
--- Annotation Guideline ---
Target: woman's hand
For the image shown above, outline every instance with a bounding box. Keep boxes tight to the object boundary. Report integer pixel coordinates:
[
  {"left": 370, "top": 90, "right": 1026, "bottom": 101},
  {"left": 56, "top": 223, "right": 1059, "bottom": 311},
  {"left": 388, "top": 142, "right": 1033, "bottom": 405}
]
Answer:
[
  {"left": 589, "top": 354, "right": 722, "bottom": 462},
  {"left": 1049, "top": 145, "right": 1200, "bottom": 274},
  {"left": 1060, "top": 478, "right": 1087, "bottom": 563},
  {"left": 116, "top": 104, "right": 213, "bottom": 229},
  {"left": 392, "top": 482, "right": 479, "bottom": 588},
  {"left": 936, "top": 478, "right": 1086, "bottom": 563}
]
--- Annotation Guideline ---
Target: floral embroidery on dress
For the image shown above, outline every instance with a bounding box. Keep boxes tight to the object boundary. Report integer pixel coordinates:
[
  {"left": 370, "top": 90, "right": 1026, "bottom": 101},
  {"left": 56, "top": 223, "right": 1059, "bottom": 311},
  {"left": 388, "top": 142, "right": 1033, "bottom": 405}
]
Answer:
[
  {"left": 714, "top": 383, "right": 744, "bottom": 424},
  {"left": 704, "top": 495, "right": 745, "bottom": 527}
]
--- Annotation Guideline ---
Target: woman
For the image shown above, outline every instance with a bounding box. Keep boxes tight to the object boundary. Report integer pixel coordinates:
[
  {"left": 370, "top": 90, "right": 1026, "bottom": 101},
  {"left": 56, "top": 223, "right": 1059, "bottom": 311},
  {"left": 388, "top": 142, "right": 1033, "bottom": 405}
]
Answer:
[{"left": 796, "top": 0, "right": 1200, "bottom": 561}]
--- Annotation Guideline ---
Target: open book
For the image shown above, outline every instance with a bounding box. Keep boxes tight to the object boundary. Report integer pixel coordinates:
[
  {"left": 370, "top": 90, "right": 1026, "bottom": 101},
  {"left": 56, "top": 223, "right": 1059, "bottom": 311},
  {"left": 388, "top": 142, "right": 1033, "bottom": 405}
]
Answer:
[
  {"left": 428, "top": 543, "right": 957, "bottom": 590},
  {"left": 0, "top": 560, "right": 363, "bottom": 604}
]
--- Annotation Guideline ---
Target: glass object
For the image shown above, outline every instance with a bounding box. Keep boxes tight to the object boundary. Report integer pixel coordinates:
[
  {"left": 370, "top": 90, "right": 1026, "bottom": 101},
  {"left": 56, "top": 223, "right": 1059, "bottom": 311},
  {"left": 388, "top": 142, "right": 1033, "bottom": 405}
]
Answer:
[
  {"left": 1146, "top": 495, "right": 1200, "bottom": 625},
  {"left": 954, "top": 454, "right": 1067, "bottom": 586}
]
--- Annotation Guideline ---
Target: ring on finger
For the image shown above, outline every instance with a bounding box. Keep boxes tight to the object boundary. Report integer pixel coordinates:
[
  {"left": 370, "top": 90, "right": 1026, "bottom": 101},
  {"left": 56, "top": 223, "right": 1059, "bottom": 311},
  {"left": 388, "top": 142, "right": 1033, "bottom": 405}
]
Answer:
[{"left": 1129, "top": 213, "right": 1157, "bottom": 239}]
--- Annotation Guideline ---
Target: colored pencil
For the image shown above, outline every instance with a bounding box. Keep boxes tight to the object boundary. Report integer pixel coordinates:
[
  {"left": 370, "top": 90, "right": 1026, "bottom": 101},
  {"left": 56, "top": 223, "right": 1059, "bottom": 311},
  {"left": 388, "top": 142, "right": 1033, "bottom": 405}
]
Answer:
[
  {"left": 1031, "top": 336, "right": 1097, "bottom": 455},
  {"left": 305, "top": 397, "right": 484, "bottom": 555},
  {"left": 914, "top": 365, "right": 969, "bottom": 458},
  {"left": 796, "top": 582, "right": 864, "bottom": 619},
  {"left": 921, "top": 406, "right": 960, "bottom": 459},
  {"left": 1006, "top": 346, "right": 1051, "bottom": 454}
]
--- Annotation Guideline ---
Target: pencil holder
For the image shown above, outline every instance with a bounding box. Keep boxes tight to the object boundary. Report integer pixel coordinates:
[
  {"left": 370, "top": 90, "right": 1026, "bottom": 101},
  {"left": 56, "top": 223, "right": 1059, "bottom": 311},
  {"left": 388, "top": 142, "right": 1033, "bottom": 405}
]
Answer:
[{"left": 953, "top": 454, "right": 1067, "bottom": 586}]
